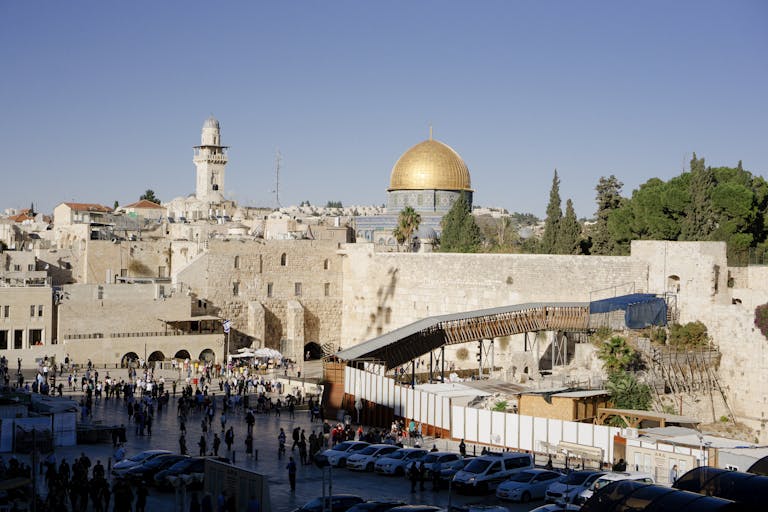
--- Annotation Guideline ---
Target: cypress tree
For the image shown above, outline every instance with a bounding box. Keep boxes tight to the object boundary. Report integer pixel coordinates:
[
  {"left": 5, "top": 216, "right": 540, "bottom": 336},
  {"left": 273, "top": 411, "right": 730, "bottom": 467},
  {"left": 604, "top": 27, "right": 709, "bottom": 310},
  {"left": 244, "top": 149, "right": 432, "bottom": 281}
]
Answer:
[
  {"left": 681, "top": 153, "right": 716, "bottom": 240},
  {"left": 440, "top": 193, "right": 481, "bottom": 252},
  {"left": 541, "top": 170, "right": 562, "bottom": 254},
  {"left": 557, "top": 199, "right": 582, "bottom": 254},
  {"left": 591, "top": 175, "right": 624, "bottom": 255}
]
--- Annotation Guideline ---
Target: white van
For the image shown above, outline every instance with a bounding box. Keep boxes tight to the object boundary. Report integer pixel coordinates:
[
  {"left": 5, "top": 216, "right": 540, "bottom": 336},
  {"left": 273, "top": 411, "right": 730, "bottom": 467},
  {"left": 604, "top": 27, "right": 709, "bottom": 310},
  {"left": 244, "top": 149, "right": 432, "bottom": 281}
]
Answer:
[
  {"left": 575, "top": 471, "right": 654, "bottom": 504},
  {"left": 452, "top": 452, "right": 533, "bottom": 493}
]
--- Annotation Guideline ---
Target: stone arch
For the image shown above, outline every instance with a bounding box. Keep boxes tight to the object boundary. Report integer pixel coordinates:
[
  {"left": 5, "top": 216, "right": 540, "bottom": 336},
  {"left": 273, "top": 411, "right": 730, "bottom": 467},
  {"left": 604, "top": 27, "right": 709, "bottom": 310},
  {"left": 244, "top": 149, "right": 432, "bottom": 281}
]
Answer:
[
  {"left": 174, "top": 349, "right": 191, "bottom": 360},
  {"left": 148, "top": 351, "right": 165, "bottom": 362},
  {"left": 304, "top": 342, "right": 324, "bottom": 360},
  {"left": 121, "top": 352, "right": 139, "bottom": 368},
  {"left": 280, "top": 253, "right": 287, "bottom": 266},
  {"left": 668, "top": 275, "right": 681, "bottom": 293},
  {"left": 199, "top": 348, "right": 216, "bottom": 362}
]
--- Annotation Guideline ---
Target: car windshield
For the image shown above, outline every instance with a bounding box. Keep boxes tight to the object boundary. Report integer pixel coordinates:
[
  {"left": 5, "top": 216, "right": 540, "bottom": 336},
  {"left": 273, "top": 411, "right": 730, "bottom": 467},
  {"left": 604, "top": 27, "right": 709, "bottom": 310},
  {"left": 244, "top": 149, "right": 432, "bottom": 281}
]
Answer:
[
  {"left": 464, "top": 459, "right": 491, "bottom": 474},
  {"left": 591, "top": 477, "right": 612, "bottom": 490},
  {"left": 509, "top": 471, "right": 536, "bottom": 483},
  {"left": 562, "top": 472, "right": 592, "bottom": 485},
  {"left": 405, "top": 451, "right": 426, "bottom": 460},
  {"left": 359, "top": 447, "right": 378, "bottom": 455},
  {"left": 332, "top": 442, "right": 353, "bottom": 452},
  {"left": 128, "top": 452, "right": 154, "bottom": 462},
  {"left": 422, "top": 454, "right": 437, "bottom": 463},
  {"left": 386, "top": 451, "right": 406, "bottom": 460}
]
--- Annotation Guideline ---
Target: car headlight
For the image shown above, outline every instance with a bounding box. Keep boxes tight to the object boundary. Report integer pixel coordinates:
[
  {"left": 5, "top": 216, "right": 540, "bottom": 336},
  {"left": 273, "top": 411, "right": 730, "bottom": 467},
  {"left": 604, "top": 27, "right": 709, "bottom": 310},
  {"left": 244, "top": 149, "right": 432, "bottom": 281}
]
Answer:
[{"left": 467, "top": 477, "right": 475, "bottom": 483}]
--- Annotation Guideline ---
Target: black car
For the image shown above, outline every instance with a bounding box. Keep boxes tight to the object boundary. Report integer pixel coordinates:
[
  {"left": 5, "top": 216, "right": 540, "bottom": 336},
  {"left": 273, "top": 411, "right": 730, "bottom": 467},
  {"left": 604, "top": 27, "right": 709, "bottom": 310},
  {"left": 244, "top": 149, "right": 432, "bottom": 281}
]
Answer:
[
  {"left": 123, "top": 454, "right": 189, "bottom": 483},
  {"left": 294, "top": 495, "right": 365, "bottom": 512},
  {"left": 346, "top": 501, "right": 407, "bottom": 512},
  {"left": 387, "top": 506, "right": 442, "bottom": 512},
  {"left": 154, "top": 456, "right": 230, "bottom": 488}
]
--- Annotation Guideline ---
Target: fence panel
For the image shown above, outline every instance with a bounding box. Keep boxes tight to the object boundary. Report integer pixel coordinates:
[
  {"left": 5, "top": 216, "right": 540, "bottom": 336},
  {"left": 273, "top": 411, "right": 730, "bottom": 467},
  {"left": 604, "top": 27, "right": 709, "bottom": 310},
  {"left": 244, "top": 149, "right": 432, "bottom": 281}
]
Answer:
[
  {"left": 465, "top": 407, "right": 478, "bottom": 442},
  {"left": 577, "top": 422, "right": 594, "bottom": 446},
  {"left": 491, "top": 411, "right": 506, "bottom": 446},
  {"left": 345, "top": 366, "right": 352, "bottom": 391},
  {"left": 442, "top": 398, "right": 451, "bottom": 430},
  {"left": 519, "top": 415, "right": 534, "bottom": 451},
  {"left": 406, "top": 389, "right": 415, "bottom": 419},
  {"left": 593, "top": 425, "right": 612, "bottom": 463},
  {"left": 547, "top": 419, "right": 563, "bottom": 452},
  {"left": 563, "top": 421, "right": 578, "bottom": 443},
  {"left": 505, "top": 412, "right": 519, "bottom": 448},
  {"left": 434, "top": 396, "right": 443, "bottom": 429},
  {"left": 420, "top": 391, "right": 429, "bottom": 424},
  {"left": 452, "top": 405, "right": 465, "bottom": 440},
  {"left": 427, "top": 393, "right": 435, "bottom": 427},
  {"left": 478, "top": 409, "right": 492, "bottom": 444},
  {"left": 533, "top": 416, "right": 548, "bottom": 450}
]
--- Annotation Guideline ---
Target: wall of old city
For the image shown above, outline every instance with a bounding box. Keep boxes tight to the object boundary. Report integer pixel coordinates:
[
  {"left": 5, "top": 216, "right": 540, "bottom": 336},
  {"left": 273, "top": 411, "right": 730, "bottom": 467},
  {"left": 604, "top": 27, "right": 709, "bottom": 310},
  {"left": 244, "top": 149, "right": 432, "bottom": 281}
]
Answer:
[{"left": 175, "top": 239, "right": 344, "bottom": 352}]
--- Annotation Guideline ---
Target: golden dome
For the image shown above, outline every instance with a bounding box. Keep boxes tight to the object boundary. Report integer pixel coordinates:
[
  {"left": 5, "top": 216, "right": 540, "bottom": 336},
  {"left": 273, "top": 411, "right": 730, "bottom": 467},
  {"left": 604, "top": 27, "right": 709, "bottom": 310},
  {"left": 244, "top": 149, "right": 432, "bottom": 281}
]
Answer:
[{"left": 388, "top": 139, "right": 472, "bottom": 192}]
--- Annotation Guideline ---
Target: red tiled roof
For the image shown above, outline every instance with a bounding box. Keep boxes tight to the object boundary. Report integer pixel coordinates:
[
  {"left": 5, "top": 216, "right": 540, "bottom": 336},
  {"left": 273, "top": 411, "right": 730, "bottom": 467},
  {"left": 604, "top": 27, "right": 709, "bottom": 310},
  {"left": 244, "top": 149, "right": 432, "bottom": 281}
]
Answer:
[
  {"left": 123, "top": 199, "right": 164, "bottom": 209},
  {"left": 62, "top": 202, "right": 113, "bottom": 213},
  {"left": 9, "top": 212, "right": 34, "bottom": 222}
]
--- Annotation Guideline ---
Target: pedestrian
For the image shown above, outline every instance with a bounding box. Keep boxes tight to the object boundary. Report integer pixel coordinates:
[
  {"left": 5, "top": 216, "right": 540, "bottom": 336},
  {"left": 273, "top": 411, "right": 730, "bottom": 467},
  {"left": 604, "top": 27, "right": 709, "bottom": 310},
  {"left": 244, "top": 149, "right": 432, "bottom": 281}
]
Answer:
[
  {"left": 245, "top": 433, "right": 254, "bottom": 458},
  {"left": 459, "top": 439, "right": 466, "bottom": 457},
  {"left": 213, "top": 433, "right": 221, "bottom": 456},
  {"left": 135, "top": 483, "right": 148, "bottom": 512},
  {"left": 669, "top": 464, "right": 679, "bottom": 484},
  {"left": 286, "top": 456, "right": 297, "bottom": 491},
  {"left": 198, "top": 435, "right": 207, "bottom": 456},
  {"left": 179, "top": 433, "right": 188, "bottom": 455},
  {"left": 432, "top": 459, "right": 442, "bottom": 491},
  {"left": 409, "top": 461, "right": 419, "bottom": 492},
  {"left": 278, "top": 428, "right": 286, "bottom": 456},
  {"left": 225, "top": 427, "right": 234, "bottom": 452},
  {"left": 419, "top": 460, "right": 426, "bottom": 490}
]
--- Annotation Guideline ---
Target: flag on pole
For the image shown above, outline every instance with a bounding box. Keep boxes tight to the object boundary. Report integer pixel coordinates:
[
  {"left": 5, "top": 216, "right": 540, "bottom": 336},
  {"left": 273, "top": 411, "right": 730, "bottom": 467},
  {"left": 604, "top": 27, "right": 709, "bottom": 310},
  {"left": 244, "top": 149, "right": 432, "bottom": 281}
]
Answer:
[{"left": 222, "top": 320, "right": 231, "bottom": 334}]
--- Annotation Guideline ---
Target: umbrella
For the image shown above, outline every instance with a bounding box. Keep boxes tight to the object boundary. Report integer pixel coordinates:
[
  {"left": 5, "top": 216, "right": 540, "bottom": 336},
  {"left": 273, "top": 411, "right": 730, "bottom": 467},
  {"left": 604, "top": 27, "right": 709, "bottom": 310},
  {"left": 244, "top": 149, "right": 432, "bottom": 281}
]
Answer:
[{"left": 252, "top": 347, "right": 282, "bottom": 359}]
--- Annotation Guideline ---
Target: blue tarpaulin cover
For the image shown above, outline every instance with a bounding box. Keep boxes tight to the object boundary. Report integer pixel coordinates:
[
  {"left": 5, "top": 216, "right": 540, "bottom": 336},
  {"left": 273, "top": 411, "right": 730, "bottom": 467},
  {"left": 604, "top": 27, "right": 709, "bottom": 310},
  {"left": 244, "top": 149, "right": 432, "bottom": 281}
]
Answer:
[{"left": 589, "top": 293, "right": 667, "bottom": 328}]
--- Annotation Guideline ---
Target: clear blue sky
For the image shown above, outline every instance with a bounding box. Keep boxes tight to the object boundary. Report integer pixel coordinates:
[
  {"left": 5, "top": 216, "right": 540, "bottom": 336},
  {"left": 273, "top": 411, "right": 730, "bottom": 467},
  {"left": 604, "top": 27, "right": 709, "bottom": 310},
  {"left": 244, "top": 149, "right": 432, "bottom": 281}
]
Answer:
[{"left": 1, "top": 1, "right": 766, "bottom": 218}]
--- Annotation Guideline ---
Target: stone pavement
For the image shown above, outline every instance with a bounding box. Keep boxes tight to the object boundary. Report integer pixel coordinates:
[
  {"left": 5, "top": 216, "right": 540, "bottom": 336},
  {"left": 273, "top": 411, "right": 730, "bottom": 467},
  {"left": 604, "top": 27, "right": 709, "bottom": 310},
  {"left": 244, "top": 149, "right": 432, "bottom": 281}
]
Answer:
[{"left": 18, "top": 382, "right": 543, "bottom": 512}]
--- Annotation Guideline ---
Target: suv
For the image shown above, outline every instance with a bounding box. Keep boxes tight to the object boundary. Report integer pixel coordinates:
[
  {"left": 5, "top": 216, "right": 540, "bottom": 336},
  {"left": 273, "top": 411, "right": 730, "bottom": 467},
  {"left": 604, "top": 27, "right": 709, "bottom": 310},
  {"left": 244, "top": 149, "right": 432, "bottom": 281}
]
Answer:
[
  {"left": 544, "top": 470, "right": 605, "bottom": 504},
  {"left": 452, "top": 452, "right": 533, "bottom": 493},
  {"left": 575, "top": 471, "right": 654, "bottom": 505},
  {"left": 294, "top": 495, "right": 365, "bottom": 512}
]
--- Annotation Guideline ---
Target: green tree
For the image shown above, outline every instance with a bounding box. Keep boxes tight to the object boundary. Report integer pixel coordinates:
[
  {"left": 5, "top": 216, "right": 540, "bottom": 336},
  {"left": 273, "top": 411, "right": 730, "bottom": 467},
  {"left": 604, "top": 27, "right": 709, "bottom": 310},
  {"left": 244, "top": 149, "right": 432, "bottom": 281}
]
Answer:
[
  {"left": 440, "top": 193, "right": 482, "bottom": 252},
  {"left": 140, "top": 189, "right": 160, "bottom": 204},
  {"left": 541, "top": 170, "right": 562, "bottom": 254},
  {"left": 606, "top": 371, "right": 653, "bottom": 420},
  {"left": 113, "top": 200, "right": 119, "bottom": 210},
  {"left": 597, "top": 336, "right": 641, "bottom": 372},
  {"left": 591, "top": 175, "right": 624, "bottom": 255},
  {"left": 681, "top": 153, "right": 716, "bottom": 240},
  {"left": 392, "top": 206, "right": 421, "bottom": 251},
  {"left": 556, "top": 199, "right": 582, "bottom": 254}
]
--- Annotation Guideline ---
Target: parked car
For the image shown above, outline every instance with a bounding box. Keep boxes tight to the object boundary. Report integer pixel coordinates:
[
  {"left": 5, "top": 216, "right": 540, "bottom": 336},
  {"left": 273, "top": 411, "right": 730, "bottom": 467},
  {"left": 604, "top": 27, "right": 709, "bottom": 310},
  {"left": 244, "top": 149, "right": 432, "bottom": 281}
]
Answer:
[
  {"left": 529, "top": 505, "right": 581, "bottom": 512},
  {"left": 293, "top": 495, "right": 365, "bottom": 512},
  {"left": 345, "top": 501, "right": 407, "bottom": 512},
  {"left": 452, "top": 452, "right": 533, "bottom": 493},
  {"left": 544, "top": 470, "right": 605, "bottom": 504},
  {"left": 111, "top": 450, "right": 172, "bottom": 477},
  {"left": 495, "top": 469, "right": 563, "bottom": 502},
  {"left": 439, "top": 457, "right": 474, "bottom": 487},
  {"left": 346, "top": 444, "right": 400, "bottom": 472},
  {"left": 374, "top": 448, "right": 428, "bottom": 476},
  {"left": 387, "top": 507, "right": 442, "bottom": 512},
  {"left": 154, "top": 456, "right": 230, "bottom": 488},
  {"left": 574, "top": 471, "right": 654, "bottom": 505},
  {"left": 315, "top": 441, "right": 370, "bottom": 468},
  {"left": 123, "top": 454, "right": 189, "bottom": 483},
  {"left": 404, "top": 451, "right": 464, "bottom": 478}
]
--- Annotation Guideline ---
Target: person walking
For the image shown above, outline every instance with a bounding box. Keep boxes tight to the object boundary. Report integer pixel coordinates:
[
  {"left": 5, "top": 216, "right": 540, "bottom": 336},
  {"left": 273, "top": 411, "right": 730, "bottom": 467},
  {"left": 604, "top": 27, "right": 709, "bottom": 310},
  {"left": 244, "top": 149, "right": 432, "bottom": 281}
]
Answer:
[
  {"left": 245, "top": 433, "right": 254, "bottom": 458},
  {"left": 432, "top": 460, "right": 442, "bottom": 491},
  {"left": 135, "top": 484, "right": 148, "bottom": 512},
  {"left": 278, "top": 428, "right": 286, "bottom": 456},
  {"left": 198, "top": 435, "right": 207, "bottom": 456},
  {"left": 459, "top": 439, "right": 466, "bottom": 457},
  {"left": 286, "top": 457, "right": 297, "bottom": 491},
  {"left": 225, "top": 427, "right": 234, "bottom": 452},
  {"left": 212, "top": 433, "right": 221, "bottom": 456},
  {"left": 409, "top": 461, "right": 419, "bottom": 492},
  {"left": 418, "top": 461, "right": 426, "bottom": 490},
  {"left": 669, "top": 464, "right": 679, "bottom": 484},
  {"left": 179, "top": 433, "right": 187, "bottom": 455}
]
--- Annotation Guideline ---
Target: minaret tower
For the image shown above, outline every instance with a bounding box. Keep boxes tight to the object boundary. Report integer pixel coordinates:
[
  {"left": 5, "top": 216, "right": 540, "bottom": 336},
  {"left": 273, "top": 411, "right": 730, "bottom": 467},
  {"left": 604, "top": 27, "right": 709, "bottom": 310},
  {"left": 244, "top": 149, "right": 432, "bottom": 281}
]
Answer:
[{"left": 194, "top": 115, "right": 228, "bottom": 202}]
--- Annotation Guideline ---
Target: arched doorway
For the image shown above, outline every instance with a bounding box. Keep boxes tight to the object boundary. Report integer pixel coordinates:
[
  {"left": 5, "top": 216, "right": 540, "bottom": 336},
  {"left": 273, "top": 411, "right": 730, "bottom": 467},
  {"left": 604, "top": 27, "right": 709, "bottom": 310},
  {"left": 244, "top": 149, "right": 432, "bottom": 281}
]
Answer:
[
  {"left": 199, "top": 348, "right": 215, "bottom": 363},
  {"left": 668, "top": 275, "right": 681, "bottom": 293},
  {"left": 148, "top": 351, "right": 165, "bottom": 363},
  {"left": 303, "top": 342, "right": 324, "bottom": 360},
  {"left": 121, "top": 352, "right": 139, "bottom": 368},
  {"left": 174, "top": 349, "right": 191, "bottom": 360}
]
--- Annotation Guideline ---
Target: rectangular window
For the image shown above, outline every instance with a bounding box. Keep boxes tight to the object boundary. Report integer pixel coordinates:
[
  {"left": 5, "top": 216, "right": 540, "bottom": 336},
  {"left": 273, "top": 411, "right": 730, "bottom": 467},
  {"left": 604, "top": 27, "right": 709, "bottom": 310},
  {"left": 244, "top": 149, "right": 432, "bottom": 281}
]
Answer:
[
  {"left": 267, "top": 283, "right": 273, "bottom": 298},
  {"left": 13, "top": 264, "right": 20, "bottom": 271},
  {"left": 14, "top": 330, "right": 23, "bottom": 349},
  {"left": 158, "top": 266, "right": 167, "bottom": 278},
  {"left": 30, "top": 305, "right": 35, "bottom": 317},
  {"left": 38, "top": 305, "right": 44, "bottom": 317},
  {"left": 0, "top": 330, "right": 7, "bottom": 350},
  {"left": 29, "top": 329, "right": 42, "bottom": 347},
  {"left": 97, "top": 286, "right": 104, "bottom": 300},
  {"left": 120, "top": 268, "right": 128, "bottom": 277},
  {"left": 233, "top": 281, "right": 240, "bottom": 296},
  {"left": 324, "top": 283, "right": 330, "bottom": 296},
  {"left": 28, "top": 264, "right": 35, "bottom": 271},
  {"left": 2, "top": 305, "right": 8, "bottom": 318},
  {"left": 294, "top": 282, "right": 302, "bottom": 296}
]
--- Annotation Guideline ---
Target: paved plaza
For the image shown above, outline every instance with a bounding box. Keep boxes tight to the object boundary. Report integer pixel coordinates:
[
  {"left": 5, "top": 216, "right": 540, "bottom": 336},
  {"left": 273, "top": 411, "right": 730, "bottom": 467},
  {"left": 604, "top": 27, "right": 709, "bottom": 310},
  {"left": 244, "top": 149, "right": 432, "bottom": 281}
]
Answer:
[{"left": 16, "top": 369, "right": 544, "bottom": 512}]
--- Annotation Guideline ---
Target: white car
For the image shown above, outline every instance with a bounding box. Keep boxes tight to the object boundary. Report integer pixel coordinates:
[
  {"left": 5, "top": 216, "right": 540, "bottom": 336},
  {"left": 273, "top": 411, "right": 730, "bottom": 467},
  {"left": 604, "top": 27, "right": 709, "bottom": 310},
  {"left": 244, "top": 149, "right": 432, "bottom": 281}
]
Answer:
[
  {"left": 495, "top": 469, "right": 563, "bottom": 502},
  {"left": 314, "top": 441, "right": 370, "bottom": 468},
  {"left": 111, "top": 449, "right": 172, "bottom": 477},
  {"left": 374, "top": 448, "right": 428, "bottom": 476},
  {"left": 545, "top": 470, "right": 605, "bottom": 504},
  {"left": 345, "top": 444, "right": 400, "bottom": 471},
  {"left": 404, "top": 451, "right": 464, "bottom": 477},
  {"left": 575, "top": 471, "right": 654, "bottom": 505}
]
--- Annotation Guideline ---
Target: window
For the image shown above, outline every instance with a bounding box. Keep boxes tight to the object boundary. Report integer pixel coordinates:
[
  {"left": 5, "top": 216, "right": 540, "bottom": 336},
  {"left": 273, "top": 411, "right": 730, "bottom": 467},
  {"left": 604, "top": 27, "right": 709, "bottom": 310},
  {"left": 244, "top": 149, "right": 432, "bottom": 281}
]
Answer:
[
  {"left": 120, "top": 268, "right": 128, "bottom": 277},
  {"left": 323, "top": 259, "right": 330, "bottom": 270},
  {"left": 233, "top": 281, "right": 240, "bottom": 296},
  {"left": 13, "top": 264, "right": 20, "bottom": 271},
  {"left": 158, "top": 266, "right": 167, "bottom": 278},
  {"left": 2, "top": 305, "right": 8, "bottom": 318},
  {"left": 267, "top": 283, "right": 273, "bottom": 298},
  {"left": 38, "top": 305, "right": 44, "bottom": 317},
  {"left": 280, "top": 253, "right": 287, "bottom": 266},
  {"left": 234, "top": 256, "right": 240, "bottom": 269},
  {"left": 97, "top": 286, "right": 104, "bottom": 300},
  {"left": 29, "top": 329, "right": 42, "bottom": 347},
  {"left": 0, "top": 330, "right": 7, "bottom": 350},
  {"left": 28, "top": 264, "right": 35, "bottom": 271},
  {"left": 30, "top": 305, "right": 35, "bottom": 317},
  {"left": 13, "top": 330, "right": 22, "bottom": 349},
  {"left": 294, "top": 282, "right": 302, "bottom": 296}
]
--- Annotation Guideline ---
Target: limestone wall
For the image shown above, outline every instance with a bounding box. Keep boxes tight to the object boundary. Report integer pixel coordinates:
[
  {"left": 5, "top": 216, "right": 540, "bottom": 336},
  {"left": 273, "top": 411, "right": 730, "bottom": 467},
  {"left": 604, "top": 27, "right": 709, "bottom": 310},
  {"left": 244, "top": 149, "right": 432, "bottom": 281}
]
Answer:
[{"left": 339, "top": 243, "right": 649, "bottom": 347}]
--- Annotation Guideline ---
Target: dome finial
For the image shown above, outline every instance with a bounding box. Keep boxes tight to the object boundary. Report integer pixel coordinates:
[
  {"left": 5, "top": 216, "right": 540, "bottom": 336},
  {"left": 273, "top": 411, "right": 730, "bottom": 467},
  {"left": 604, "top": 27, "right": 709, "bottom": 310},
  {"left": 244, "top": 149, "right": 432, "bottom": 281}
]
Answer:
[{"left": 429, "top": 124, "right": 433, "bottom": 141}]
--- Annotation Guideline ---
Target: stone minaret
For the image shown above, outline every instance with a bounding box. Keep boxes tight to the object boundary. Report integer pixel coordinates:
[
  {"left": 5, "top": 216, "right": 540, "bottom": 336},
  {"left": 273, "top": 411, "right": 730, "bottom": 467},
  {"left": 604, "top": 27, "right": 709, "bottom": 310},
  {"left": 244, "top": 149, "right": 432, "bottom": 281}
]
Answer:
[{"left": 194, "top": 115, "right": 228, "bottom": 202}]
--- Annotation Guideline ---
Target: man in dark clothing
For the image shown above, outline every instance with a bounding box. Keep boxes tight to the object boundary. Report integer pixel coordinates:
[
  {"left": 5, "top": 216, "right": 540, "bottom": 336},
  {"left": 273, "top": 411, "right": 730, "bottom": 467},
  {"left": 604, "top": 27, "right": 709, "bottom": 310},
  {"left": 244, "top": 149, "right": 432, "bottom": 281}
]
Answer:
[
  {"left": 286, "top": 457, "right": 297, "bottom": 491},
  {"left": 291, "top": 426, "right": 300, "bottom": 450},
  {"left": 213, "top": 433, "right": 221, "bottom": 456},
  {"left": 409, "top": 462, "right": 419, "bottom": 492}
]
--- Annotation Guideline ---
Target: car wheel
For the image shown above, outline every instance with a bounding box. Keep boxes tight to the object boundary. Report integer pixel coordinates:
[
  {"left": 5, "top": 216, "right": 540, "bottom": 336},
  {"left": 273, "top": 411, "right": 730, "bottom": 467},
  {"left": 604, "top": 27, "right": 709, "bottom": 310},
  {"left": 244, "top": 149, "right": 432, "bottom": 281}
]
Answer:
[
  {"left": 338, "top": 458, "right": 346, "bottom": 468},
  {"left": 366, "top": 462, "right": 374, "bottom": 472},
  {"left": 521, "top": 491, "right": 531, "bottom": 503},
  {"left": 395, "top": 467, "right": 404, "bottom": 476}
]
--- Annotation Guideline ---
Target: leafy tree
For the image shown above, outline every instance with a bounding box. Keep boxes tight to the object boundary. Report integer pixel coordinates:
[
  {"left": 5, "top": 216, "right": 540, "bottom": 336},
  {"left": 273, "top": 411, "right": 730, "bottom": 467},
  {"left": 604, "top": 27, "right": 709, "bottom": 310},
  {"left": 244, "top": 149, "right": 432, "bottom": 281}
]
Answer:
[
  {"left": 556, "top": 199, "right": 582, "bottom": 254},
  {"left": 591, "top": 175, "right": 623, "bottom": 255},
  {"left": 540, "top": 170, "right": 562, "bottom": 254},
  {"left": 606, "top": 371, "right": 653, "bottom": 420},
  {"left": 681, "top": 153, "right": 716, "bottom": 240},
  {"left": 597, "top": 336, "right": 642, "bottom": 372},
  {"left": 392, "top": 206, "right": 421, "bottom": 251},
  {"left": 440, "top": 193, "right": 482, "bottom": 252},
  {"left": 667, "top": 321, "right": 710, "bottom": 348},
  {"left": 140, "top": 189, "right": 160, "bottom": 204}
]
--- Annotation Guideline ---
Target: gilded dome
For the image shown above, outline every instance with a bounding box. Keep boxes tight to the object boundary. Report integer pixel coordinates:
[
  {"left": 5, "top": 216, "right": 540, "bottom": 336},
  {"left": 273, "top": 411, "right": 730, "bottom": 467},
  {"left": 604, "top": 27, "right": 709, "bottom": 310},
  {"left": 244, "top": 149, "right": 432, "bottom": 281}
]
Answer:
[{"left": 388, "top": 139, "right": 472, "bottom": 192}]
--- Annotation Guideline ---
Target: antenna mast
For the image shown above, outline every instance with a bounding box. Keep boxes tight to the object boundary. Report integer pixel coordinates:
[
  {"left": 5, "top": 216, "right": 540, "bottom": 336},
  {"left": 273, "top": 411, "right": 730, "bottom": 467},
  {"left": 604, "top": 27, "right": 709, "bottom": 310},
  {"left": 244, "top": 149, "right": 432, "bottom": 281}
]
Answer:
[{"left": 274, "top": 148, "right": 282, "bottom": 208}]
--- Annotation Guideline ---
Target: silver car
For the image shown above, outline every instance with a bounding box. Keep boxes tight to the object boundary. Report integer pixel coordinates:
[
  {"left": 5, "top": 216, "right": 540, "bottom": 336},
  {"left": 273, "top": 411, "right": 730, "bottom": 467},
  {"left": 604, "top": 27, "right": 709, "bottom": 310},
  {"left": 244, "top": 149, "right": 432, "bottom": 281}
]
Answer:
[{"left": 346, "top": 444, "right": 400, "bottom": 472}]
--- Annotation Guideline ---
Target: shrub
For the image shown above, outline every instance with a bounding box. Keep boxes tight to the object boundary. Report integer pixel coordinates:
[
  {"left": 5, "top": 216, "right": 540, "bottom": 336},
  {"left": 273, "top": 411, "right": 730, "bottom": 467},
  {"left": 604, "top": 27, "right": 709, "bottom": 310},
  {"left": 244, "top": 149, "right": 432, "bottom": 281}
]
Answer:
[
  {"left": 756, "top": 303, "right": 768, "bottom": 339},
  {"left": 493, "top": 400, "right": 508, "bottom": 412},
  {"left": 668, "top": 321, "right": 710, "bottom": 348},
  {"left": 598, "top": 336, "right": 643, "bottom": 372},
  {"left": 590, "top": 326, "right": 613, "bottom": 345}
]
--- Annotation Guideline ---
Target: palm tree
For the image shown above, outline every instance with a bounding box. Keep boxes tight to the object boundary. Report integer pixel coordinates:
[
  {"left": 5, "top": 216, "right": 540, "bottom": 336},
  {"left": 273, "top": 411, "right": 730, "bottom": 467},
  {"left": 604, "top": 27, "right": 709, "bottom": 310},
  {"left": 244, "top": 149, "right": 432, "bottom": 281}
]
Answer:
[{"left": 393, "top": 206, "right": 421, "bottom": 251}]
